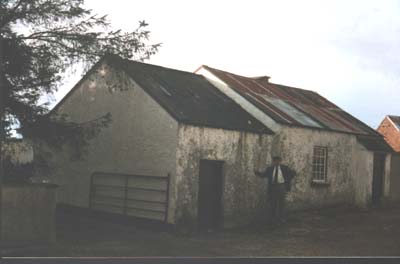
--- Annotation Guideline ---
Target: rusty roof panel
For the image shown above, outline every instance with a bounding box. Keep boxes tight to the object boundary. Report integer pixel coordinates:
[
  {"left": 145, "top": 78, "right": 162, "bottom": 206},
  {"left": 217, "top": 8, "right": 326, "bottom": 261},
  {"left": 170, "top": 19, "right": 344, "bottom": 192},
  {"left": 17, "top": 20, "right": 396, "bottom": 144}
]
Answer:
[{"left": 202, "top": 65, "right": 381, "bottom": 136}]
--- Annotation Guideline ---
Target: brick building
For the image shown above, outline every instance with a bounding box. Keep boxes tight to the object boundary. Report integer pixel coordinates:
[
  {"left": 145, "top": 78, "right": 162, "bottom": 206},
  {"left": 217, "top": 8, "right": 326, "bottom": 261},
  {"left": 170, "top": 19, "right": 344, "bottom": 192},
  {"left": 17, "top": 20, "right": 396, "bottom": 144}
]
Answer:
[
  {"left": 377, "top": 115, "right": 400, "bottom": 201},
  {"left": 378, "top": 115, "right": 400, "bottom": 152}
]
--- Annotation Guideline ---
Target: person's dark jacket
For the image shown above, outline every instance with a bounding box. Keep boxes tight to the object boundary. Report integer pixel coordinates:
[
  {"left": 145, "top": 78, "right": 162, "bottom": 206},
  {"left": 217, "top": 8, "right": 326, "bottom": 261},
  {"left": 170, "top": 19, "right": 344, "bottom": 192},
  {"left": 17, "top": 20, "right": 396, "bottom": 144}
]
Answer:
[{"left": 256, "top": 164, "right": 296, "bottom": 192}]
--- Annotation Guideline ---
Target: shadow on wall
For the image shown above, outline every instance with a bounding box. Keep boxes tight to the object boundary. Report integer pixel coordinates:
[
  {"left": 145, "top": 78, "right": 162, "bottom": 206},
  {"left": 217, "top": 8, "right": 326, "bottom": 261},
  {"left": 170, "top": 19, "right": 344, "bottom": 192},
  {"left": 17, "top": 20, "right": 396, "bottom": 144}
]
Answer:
[{"left": 1, "top": 184, "right": 58, "bottom": 247}]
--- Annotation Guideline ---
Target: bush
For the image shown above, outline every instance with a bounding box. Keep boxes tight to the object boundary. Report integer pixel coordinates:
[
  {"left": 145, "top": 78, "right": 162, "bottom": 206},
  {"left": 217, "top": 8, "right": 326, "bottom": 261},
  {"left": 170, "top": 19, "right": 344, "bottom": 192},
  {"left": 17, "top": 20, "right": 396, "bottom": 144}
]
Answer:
[{"left": 3, "top": 157, "right": 35, "bottom": 184}]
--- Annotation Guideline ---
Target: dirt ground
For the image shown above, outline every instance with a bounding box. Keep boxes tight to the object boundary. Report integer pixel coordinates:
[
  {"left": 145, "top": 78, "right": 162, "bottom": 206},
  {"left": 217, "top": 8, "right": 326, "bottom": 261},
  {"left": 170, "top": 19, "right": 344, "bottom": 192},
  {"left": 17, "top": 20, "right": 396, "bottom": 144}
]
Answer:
[{"left": 6, "top": 205, "right": 400, "bottom": 257}]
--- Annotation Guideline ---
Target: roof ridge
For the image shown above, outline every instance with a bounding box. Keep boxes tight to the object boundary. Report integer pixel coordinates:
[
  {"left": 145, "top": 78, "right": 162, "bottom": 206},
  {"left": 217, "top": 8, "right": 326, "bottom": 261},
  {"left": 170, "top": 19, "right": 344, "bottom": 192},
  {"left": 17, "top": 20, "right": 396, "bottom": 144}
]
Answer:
[
  {"left": 106, "top": 56, "right": 273, "bottom": 134},
  {"left": 202, "top": 65, "right": 319, "bottom": 94},
  {"left": 107, "top": 54, "right": 199, "bottom": 77},
  {"left": 202, "top": 65, "right": 335, "bottom": 106},
  {"left": 269, "top": 82, "right": 319, "bottom": 94},
  {"left": 200, "top": 64, "right": 381, "bottom": 137},
  {"left": 50, "top": 55, "right": 273, "bottom": 134}
]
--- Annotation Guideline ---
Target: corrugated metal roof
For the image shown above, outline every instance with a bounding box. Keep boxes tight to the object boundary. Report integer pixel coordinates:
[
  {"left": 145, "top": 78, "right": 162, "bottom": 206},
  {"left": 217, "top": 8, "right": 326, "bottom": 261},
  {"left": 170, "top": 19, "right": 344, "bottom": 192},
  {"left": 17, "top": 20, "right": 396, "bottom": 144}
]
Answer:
[
  {"left": 105, "top": 56, "right": 273, "bottom": 134},
  {"left": 388, "top": 115, "right": 400, "bottom": 130},
  {"left": 201, "top": 65, "right": 381, "bottom": 137}
]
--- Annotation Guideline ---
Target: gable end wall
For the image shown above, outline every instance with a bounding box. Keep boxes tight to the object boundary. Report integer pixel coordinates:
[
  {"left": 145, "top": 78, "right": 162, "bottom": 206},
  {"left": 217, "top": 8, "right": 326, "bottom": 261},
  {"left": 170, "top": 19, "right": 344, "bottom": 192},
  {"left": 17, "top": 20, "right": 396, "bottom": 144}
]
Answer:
[
  {"left": 41, "top": 62, "right": 179, "bottom": 223},
  {"left": 378, "top": 117, "right": 400, "bottom": 152}
]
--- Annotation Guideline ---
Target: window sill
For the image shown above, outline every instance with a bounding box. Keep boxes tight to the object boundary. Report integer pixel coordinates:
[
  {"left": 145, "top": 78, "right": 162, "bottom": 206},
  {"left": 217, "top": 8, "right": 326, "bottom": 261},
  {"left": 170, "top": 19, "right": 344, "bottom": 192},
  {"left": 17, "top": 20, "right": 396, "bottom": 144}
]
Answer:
[{"left": 311, "top": 180, "right": 330, "bottom": 187}]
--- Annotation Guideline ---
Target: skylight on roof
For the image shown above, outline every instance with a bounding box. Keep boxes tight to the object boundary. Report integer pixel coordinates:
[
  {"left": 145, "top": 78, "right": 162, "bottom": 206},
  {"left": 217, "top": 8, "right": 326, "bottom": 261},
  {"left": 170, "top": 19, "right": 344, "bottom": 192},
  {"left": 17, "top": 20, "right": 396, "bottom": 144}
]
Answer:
[
  {"left": 261, "top": 95, "right": 322, "bottom": 128},
  {"left": 159, "top": 85, "right": 172, "bottom": 96}
]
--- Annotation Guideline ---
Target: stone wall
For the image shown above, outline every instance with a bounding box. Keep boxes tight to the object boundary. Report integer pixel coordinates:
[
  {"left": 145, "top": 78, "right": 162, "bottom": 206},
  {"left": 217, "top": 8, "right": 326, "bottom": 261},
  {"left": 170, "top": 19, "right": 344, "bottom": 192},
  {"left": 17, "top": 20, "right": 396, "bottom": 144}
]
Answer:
[
  {"left": 175, "top": 125, "right": 376, "bottom": 228},
  {"left": 275, "top": 127, "right": 356, "bottom": 210},
  {"left": 352, "top": 141, "right": 374, "bottom": 207},
  {"left": 175, "top": 125, "right": 273, "bottom": 228},
  {"left": 1, "top": 184, "right": 57, "bottom": 246}
]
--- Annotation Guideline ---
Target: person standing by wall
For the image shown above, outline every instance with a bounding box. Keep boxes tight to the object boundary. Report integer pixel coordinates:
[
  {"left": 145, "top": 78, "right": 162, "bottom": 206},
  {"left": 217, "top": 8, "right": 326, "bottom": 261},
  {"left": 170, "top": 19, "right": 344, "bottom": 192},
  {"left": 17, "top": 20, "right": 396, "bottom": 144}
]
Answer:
[{"left": 255, "top": 156, "right": 296, "bottom": 224}]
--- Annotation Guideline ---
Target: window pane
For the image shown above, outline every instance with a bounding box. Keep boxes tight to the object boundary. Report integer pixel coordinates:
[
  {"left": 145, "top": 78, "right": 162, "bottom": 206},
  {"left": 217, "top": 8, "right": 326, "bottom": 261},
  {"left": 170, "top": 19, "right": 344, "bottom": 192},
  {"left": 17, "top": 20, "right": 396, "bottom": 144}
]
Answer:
[{"left": 312, "top": 146, "right": 328, "bottom": 181}]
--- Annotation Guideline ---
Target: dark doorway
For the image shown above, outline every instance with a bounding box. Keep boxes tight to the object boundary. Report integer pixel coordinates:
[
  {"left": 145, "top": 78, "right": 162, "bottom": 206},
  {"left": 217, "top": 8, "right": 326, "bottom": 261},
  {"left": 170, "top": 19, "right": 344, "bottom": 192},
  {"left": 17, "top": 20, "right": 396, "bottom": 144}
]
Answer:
[
  {"left": 198, "top": 160, "right": 224, "bottom": 231},
  {"left": 372, "top": 153, "right": 386, "bottom": 206}
]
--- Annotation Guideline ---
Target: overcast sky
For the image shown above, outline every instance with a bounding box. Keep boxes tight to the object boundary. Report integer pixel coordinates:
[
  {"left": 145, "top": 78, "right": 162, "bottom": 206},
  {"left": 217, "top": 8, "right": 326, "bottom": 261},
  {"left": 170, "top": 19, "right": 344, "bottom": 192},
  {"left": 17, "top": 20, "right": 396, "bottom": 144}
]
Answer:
[{"left": 57, "top": 0, "right": 399, "bottom": 128}]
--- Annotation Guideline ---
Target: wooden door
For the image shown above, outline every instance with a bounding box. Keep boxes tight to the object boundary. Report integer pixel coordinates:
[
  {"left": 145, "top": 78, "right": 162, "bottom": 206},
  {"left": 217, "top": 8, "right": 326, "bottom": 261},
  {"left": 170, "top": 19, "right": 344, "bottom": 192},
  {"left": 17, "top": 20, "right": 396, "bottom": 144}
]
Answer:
[
  {"left": 372, "top": 153, "right": 386, "bottom": 206},
  {"left": 198, "top": 160, "right": 223, "bottom": 231}
]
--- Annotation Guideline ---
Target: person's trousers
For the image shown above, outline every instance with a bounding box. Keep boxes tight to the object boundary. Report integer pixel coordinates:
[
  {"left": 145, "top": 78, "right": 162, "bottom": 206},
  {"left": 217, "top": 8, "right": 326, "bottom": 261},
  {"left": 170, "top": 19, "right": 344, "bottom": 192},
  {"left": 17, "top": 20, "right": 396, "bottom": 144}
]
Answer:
[{"left": 268, "top": 183, "right": 286, "bottom": 221}]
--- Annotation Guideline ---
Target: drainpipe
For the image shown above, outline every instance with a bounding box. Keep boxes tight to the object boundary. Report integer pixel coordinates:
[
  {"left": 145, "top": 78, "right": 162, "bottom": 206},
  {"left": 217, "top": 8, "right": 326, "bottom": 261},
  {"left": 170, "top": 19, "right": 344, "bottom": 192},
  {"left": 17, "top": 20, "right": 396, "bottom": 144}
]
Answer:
[
  {"left": 0, "top": 110, "right": 2, "bottom": 247},
  {"left": 0, "top": 83, "right": 3, "bottom": 247},
  {"left": 0, "top": 35, "right": 4, "bottom": 245}
]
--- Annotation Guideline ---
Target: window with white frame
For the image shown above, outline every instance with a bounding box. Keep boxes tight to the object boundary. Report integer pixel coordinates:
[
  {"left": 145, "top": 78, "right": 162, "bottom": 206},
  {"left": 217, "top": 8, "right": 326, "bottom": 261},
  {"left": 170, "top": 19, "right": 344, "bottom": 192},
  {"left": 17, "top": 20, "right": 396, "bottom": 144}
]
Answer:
[{"left": 312, "top": 146, "right": 328, "bottom": 182}]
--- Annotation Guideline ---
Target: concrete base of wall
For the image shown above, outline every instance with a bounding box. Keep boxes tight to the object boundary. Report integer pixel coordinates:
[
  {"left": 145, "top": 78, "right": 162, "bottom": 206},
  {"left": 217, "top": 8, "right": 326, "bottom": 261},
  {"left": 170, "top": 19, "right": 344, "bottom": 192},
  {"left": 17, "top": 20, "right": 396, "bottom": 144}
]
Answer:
[{"left": 1, "top": 184, "right": 57, "bottom": 247}]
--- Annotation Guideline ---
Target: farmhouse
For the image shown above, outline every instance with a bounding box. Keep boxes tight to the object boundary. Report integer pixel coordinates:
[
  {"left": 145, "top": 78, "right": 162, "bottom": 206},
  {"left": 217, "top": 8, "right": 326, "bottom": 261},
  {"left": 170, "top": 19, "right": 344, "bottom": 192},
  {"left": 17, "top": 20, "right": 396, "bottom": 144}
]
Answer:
[
  {"left": 44, "top": 55, "right": 274, "bottom": 229},
  {"left": 377, "top": 115, "right": 400, "bottom": 201},
  {"left": 195, "top": 65, "right": 392, "bottom": 209},
  {"left": 42, "top": 54, "right": 392, "bottom": 230}
]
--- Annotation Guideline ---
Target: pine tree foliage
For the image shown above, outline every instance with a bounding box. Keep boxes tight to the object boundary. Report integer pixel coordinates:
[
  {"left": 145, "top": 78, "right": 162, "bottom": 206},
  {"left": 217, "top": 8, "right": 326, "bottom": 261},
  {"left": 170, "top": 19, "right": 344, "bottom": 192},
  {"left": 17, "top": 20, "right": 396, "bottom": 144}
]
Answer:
[{"left": 0, "top": 0, "right": 160, "bottom": 181}]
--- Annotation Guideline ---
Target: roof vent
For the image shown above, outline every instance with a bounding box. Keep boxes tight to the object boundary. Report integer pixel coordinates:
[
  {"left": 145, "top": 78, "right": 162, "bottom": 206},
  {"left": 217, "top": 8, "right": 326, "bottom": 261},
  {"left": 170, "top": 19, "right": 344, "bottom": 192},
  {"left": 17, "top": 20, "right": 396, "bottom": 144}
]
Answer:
[{"left": 252, "top": 76, "right": 270, "bottom": 82}]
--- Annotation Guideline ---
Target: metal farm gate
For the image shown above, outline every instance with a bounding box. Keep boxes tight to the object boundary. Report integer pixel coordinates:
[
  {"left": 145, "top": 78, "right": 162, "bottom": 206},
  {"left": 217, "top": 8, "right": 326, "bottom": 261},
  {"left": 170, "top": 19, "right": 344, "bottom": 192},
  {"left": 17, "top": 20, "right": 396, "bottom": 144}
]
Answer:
[{"left": 89, "top": 172, "right": 170, "bottom": 223}]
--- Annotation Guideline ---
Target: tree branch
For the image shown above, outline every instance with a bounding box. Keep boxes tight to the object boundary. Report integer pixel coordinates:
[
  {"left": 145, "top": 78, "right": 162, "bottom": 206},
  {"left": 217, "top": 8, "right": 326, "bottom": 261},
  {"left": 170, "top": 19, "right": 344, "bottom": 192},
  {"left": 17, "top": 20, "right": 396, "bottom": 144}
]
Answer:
[{"left": 0, "top": 0, "right": 26, "bottom": 29}]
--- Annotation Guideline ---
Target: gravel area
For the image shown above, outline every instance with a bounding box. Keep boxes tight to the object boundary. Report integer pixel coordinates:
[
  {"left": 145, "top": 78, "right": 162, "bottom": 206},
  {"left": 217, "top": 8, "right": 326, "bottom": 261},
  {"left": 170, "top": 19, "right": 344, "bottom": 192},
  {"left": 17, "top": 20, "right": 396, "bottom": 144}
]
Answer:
[{"left": 6, "top": 205, "right": 400, "bottom": 257}]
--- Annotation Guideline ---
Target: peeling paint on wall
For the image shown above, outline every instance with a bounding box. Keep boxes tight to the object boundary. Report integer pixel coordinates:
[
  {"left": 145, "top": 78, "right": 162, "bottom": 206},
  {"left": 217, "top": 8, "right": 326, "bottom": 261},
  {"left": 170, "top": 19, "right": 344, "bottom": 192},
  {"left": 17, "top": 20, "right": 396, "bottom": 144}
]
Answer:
[
  {"left": 272, "top": 127, "right": 356, "bottom": 209},
  {"left": 175, "top": 124, "right": 376, "bottom": 228},
  {"left": 175, "top": 125, "right": 272, "bottom": 227}
]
